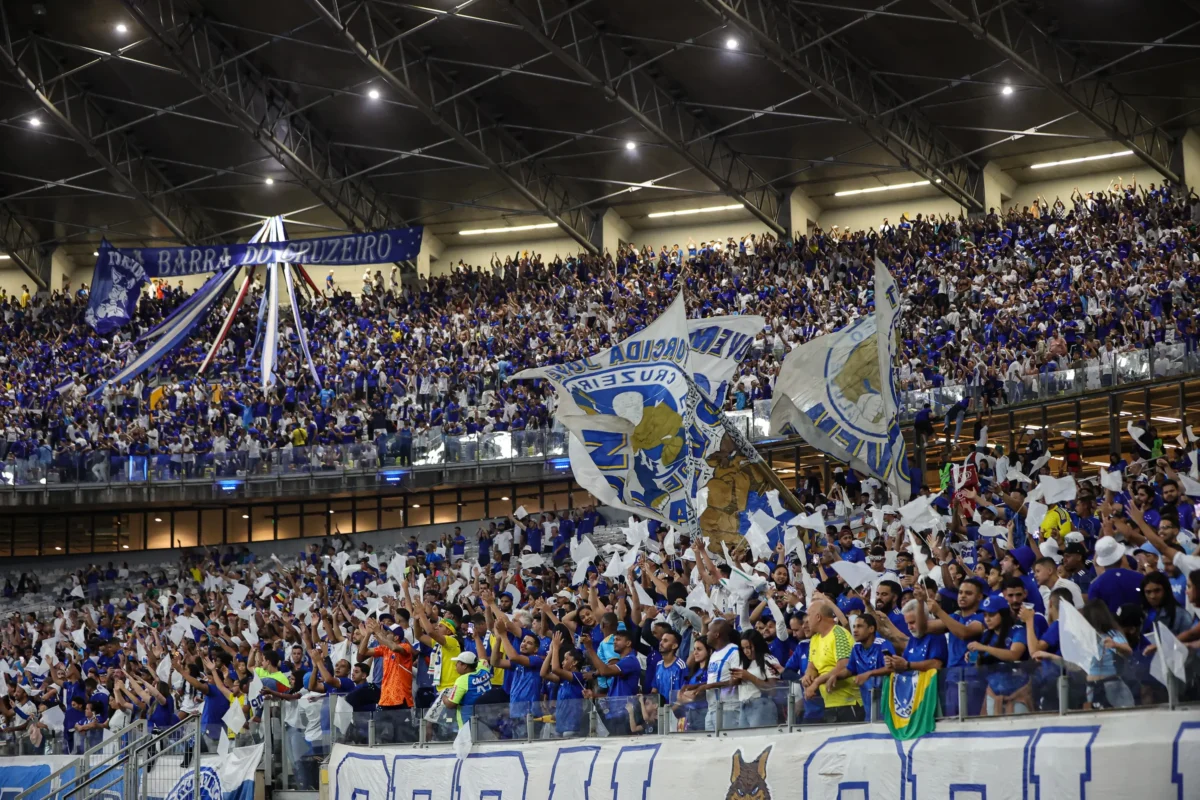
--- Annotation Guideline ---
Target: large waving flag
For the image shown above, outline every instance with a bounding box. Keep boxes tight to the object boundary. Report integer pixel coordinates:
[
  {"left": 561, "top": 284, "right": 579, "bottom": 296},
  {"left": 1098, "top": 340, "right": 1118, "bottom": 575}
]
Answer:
[
  {"left": 771, "top": 259, "right": 912, "bottom": 501},
  {"left": 514, "top": 295, "right": 694, "bottom": 526},
  {"left": 518, "top": 299, "right": 801, "bottom": 547},
  {"left": 881, "top": 669, "right": 938, "bottom": 740}
]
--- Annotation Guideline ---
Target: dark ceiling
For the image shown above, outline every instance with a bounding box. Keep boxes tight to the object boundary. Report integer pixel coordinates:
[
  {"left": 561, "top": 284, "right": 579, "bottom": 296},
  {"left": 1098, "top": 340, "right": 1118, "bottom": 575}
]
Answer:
[{"left": 1, "top": 0, "right": 1199, "bottom": 271}]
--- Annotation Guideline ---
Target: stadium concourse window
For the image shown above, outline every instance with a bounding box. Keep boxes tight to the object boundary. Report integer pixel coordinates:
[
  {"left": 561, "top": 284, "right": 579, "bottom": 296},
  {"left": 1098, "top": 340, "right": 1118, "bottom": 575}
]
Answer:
[
  {"left": 433, "top": 491, "right": 458, "bottom": 524},
  {"left": 382, "top": 496, "right": 407, "bottom": 529},
  {"left": 251, "top": 506, "right": 274, "bottom": 542},
  {"left": 147, "top": 514, "right": 173, "bottom": 549},
  {"left": 202, "top": 509, "right": 224, "bottom": 546},
  {"left": 330, "top": 500, "right": 353, "bottom": 537},
  {"left": 226, "top": 508, "right": 249, "bottom": 544},
  {"left": 174, "top": 510, "right": 199, "bottom": 547},
  {"left": 409, "top": 493, "right": 432, "bottom": 526},
  {"left": 460, "top": 488, "right": 486, "bottom": 522},
  {"left": 356, "top": 496, "right": 380, "bottom": 533},
  {"left": 489, "top": 487, "right": 515, "bottom": 518},
  {"left": 277, "top": 504, "right": 301, "bottom": 539},
  {"left": 304, "top": 502, "right": 328, "bottom": 538}
]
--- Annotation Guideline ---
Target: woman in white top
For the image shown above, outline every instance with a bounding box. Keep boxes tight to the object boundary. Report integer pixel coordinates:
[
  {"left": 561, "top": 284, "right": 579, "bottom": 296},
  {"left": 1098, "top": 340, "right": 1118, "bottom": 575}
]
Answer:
[{"left": 731, "top": 630, "right": 779, "bottom": 728}]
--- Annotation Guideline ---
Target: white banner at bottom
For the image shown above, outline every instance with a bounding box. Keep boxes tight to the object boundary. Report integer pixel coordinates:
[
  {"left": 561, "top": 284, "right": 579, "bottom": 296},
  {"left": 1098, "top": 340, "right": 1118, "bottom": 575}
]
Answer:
[{"left": 331, "top": 712, "right": 1200, "bottom": 800}]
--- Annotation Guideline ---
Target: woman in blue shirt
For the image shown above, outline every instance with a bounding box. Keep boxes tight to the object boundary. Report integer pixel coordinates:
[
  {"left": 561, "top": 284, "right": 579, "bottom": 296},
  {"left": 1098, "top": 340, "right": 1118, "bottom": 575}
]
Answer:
[
  {"left": 541, "top": 631, "right": 590, "bottom": 738},
  {"left": 671, "top": 638, "right": 711, "bottom": 731},
  {"left": 968, "top": 594, "right": 1031, "bottom": 715}
]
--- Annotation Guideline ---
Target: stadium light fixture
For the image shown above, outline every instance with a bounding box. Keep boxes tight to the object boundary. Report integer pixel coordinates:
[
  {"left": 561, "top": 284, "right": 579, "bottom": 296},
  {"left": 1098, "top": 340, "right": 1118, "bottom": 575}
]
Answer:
[
  {"left": 115, "top": 23, "right": 128, "bottom": 34},
  {"left": 458, "top": 222, "right": 558, "bottom": 236},
  {"left": 1029, "top": 150, "right": 1133, "bottom": 170},
  {"left": 834, "top": 179, "right": 938, "bottom": 197},
  {"left": 28, "top": 117, "right": 41, "bottom": 127},
  {"left": 0, "top": 255, "right": 9, "bottom": 260},
  {"left": 1001, "top": 85, "right": 1014, "bottom": 96},
  {"left": 500, "top": 496, "right": 509, "bottom": 501},
  {"left": 625, "top": 141, "right": 637, "bottom": 151},
  {"left": 647, "top": 203, "right": 745, "bottom": 219},
  {"left": 726, "top": 38, "right": 738, "bottom": 50},
  {"left": 264, "top": 177, "right": 274, "bottom": 185},
  {"left": 368, "top": 88, "right": 381, "bottom": 100}
]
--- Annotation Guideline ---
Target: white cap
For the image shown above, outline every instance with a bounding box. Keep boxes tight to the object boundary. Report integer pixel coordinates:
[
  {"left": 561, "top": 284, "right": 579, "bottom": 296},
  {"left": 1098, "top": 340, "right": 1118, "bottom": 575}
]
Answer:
[
  {"left": 1094, "top": 536, "right": 1124, "bottom": 567},
  {"left": 452, "top": 651, "right": 478, "bottom": 666},
  {"left": 1064, "top": 531, "right": 1085, "bottom": 544}
]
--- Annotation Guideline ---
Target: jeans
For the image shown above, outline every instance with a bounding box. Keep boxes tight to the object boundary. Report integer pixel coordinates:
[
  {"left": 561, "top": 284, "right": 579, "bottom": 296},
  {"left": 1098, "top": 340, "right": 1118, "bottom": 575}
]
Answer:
[{"left": 738, "top": 696, "right": 778, "bottom": 728}]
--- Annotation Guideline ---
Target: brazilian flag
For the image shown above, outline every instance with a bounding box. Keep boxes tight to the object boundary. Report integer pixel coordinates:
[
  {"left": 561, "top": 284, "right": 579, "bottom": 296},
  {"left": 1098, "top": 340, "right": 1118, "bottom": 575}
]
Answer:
[{"left": 881, "top": 669, "right": 938, "bottom": 740}]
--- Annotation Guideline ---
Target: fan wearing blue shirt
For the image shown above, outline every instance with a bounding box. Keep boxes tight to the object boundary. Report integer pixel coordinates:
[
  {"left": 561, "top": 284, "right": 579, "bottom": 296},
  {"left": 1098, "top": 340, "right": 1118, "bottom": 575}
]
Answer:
[
  {"left": 492, "top": 627, "right": 545, "bottom": 738},
  {"left": 835, "top": 529, "right": 865, "bottom": 563},
  {"left": 581, "top": 626, "right": 642, "bottom": 736},
  {"left": 885, "top": 593, "right": 948, "bottom": 675},
  {"left": 830, "top": 615, "right": 895, "bottom": 719},
  {"left": 968, "top": 594, "right": 1032, "bottom": 715},
  {"left": 542, "top": 632, "right": 591, "bottom": 738},
  {"left": 925, "top": 577, "right": 987, "bottom": 717},
  {"left": 1087, "top": 536, "right": 1145, "bottom": 613},
  {"left": 176, "top": 656, "right": 231, "bottom": 749},
  {"left": 651, "top": 629, "right": 688, "bottom": 705}
]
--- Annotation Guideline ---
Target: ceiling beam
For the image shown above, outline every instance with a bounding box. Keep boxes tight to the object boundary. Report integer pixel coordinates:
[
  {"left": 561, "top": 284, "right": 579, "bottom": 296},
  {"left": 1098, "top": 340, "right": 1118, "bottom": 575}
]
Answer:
[
  {"left": 693, "top": 0, "right": 985, "bottom": 211},
  {"left": 926, "top": 0, "right": 1182, "bottom": 186},
  {"left": 0, "top": 17, "right": 219, "bottom": 246},
  {"left": 300, "top": 0, "right": 601, "bottom": 254},
  {"left": 0, "top": 203, "right": 53, "bottom": 288},
  {"left": 498, "top": 0, "right": 788, "bottom": 236},
  {"left": 120, "top": 0, "right": 421, "bottom": 263}
]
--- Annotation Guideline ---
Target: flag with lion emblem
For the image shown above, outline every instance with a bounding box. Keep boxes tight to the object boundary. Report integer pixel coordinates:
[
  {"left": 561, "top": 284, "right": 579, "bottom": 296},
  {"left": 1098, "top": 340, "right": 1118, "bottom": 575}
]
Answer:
[{"left": 770, "top": 259, "right": 912, "bottom": 501}]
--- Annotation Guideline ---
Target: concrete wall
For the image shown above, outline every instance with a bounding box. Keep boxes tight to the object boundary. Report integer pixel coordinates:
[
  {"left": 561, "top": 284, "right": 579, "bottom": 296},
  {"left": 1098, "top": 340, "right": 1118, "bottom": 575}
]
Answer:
[
  {"left": 625, "top": 214, "right": 775, "bottom": 251},
  {"left": 436, "top": 234, "right": 584, "bottom": 275},
  {"left": 1006, "top": 165, "right": 1166, "bottom": 212},
  {"left": 817, "top": 192, "right": 968, "bottom": 233}
]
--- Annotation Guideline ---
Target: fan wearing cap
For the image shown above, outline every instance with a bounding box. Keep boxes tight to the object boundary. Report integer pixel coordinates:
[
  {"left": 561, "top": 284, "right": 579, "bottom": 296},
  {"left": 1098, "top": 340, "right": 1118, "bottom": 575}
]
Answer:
[
  {"left": 580, "top": 621, "right": 642, "bottom": 736},
  {"left": 1085, "top": 535, "right": 1145, "bottom": 614},
  {"left": 1061, "top": 539, "right": 1095, "bottom": 593},
  {"left": 443, "top": 650, "right": 489, "bottom": 729},
  {"left": 967, "top": 594, "right": 1032, "bottom": 716},
  {"left": 999, "top": 545, "right": 1045, "bottom": 614}
]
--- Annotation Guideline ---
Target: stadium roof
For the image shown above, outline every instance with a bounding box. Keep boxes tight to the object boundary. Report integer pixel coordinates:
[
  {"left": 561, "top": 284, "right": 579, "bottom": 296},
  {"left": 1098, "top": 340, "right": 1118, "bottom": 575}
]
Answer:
[{"left": 2, "top": 0, "right": 1199, "bottom": 284}]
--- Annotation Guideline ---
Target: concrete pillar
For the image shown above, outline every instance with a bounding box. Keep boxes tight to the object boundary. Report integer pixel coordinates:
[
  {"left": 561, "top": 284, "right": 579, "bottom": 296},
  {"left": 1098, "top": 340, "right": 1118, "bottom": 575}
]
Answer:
[
  {"left": 50, "top": 247, "right": 75, "bottom": 294},
  {"left": 1179, "top": 129, "right": 1200, "bottom": 194},
  {"left": 416, "top": 229, "right": 445, "bottom": 279},
  {"left": 787, "top": 186, "right": 821, "bottom": 239},
  {"left": 601, "top": 208, "right": 632, "bottom": 257},
  {"left": 982, "top": 162, "right": 1017, "bottom": 215}
]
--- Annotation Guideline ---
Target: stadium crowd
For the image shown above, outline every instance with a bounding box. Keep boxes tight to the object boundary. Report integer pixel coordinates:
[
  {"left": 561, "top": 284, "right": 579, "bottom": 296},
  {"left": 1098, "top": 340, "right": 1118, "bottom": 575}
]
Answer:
[
  {"left": 0, "top": 179, "right": 1199, "bottom": 483},
  {"left": 0, "top": 437, "right": 1198, "bottom": 771}
]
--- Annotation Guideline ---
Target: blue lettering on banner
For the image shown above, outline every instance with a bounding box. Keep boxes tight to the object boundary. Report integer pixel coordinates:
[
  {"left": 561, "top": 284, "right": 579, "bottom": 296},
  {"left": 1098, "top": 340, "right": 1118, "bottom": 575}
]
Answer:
[
  {"left": 1173, "top": 721, "right": 1200, "bottom": 800},
  {"left": 329, "top": 720, "right": 1195, "bottom": 800},
  {"left": 908, "top": 731, "right": 1035, "bottom": 800},
  {"left": 803, "top": 732, "right": 905, "bottom": 800},
  {"left": 610, "top": 744, "right": 659, "bottom": 800},
  {"left": 102, "top": 227, "right": 425, "bottom": 278},
  {"left": 547, "top": 747, "right": 600, "bottom": 800},
  {"left": 1028, "top": 727, "right": 1097, "bottom": 800}
]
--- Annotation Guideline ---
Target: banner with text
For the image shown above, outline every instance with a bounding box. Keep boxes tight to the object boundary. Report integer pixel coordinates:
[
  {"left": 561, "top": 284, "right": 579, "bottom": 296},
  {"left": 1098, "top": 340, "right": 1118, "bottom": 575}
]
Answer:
[
  {"left": 86, "top": 227, "right": 423, "bottom": 333},
  {"left": 330, "top": 712, "right": 1199, "bottom": 800}
]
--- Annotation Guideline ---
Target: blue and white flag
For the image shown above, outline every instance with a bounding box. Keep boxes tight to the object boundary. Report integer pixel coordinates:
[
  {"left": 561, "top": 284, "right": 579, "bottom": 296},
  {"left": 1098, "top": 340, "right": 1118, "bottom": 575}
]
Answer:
[
  {"left": 514, "top": 295, "right": 694, "bottom": 526},
  {"left": 85, "top": 240, "right": 149, "bottom": 335},
  {"left": 771, "top": 259, "right": 912, "bottom": 501}
]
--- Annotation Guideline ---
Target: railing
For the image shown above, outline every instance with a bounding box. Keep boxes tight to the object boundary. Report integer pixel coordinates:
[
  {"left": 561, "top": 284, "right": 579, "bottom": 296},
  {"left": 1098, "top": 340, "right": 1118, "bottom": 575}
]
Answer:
[
  {"left": 1, "top": 344, "right": 1197, "bottom": 493},
  {"left": 256, "top": 656, "right": 1195, "bottom": 777},
  {"left": 15, "top": 720, "right": 147, "bottom": 800}
]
